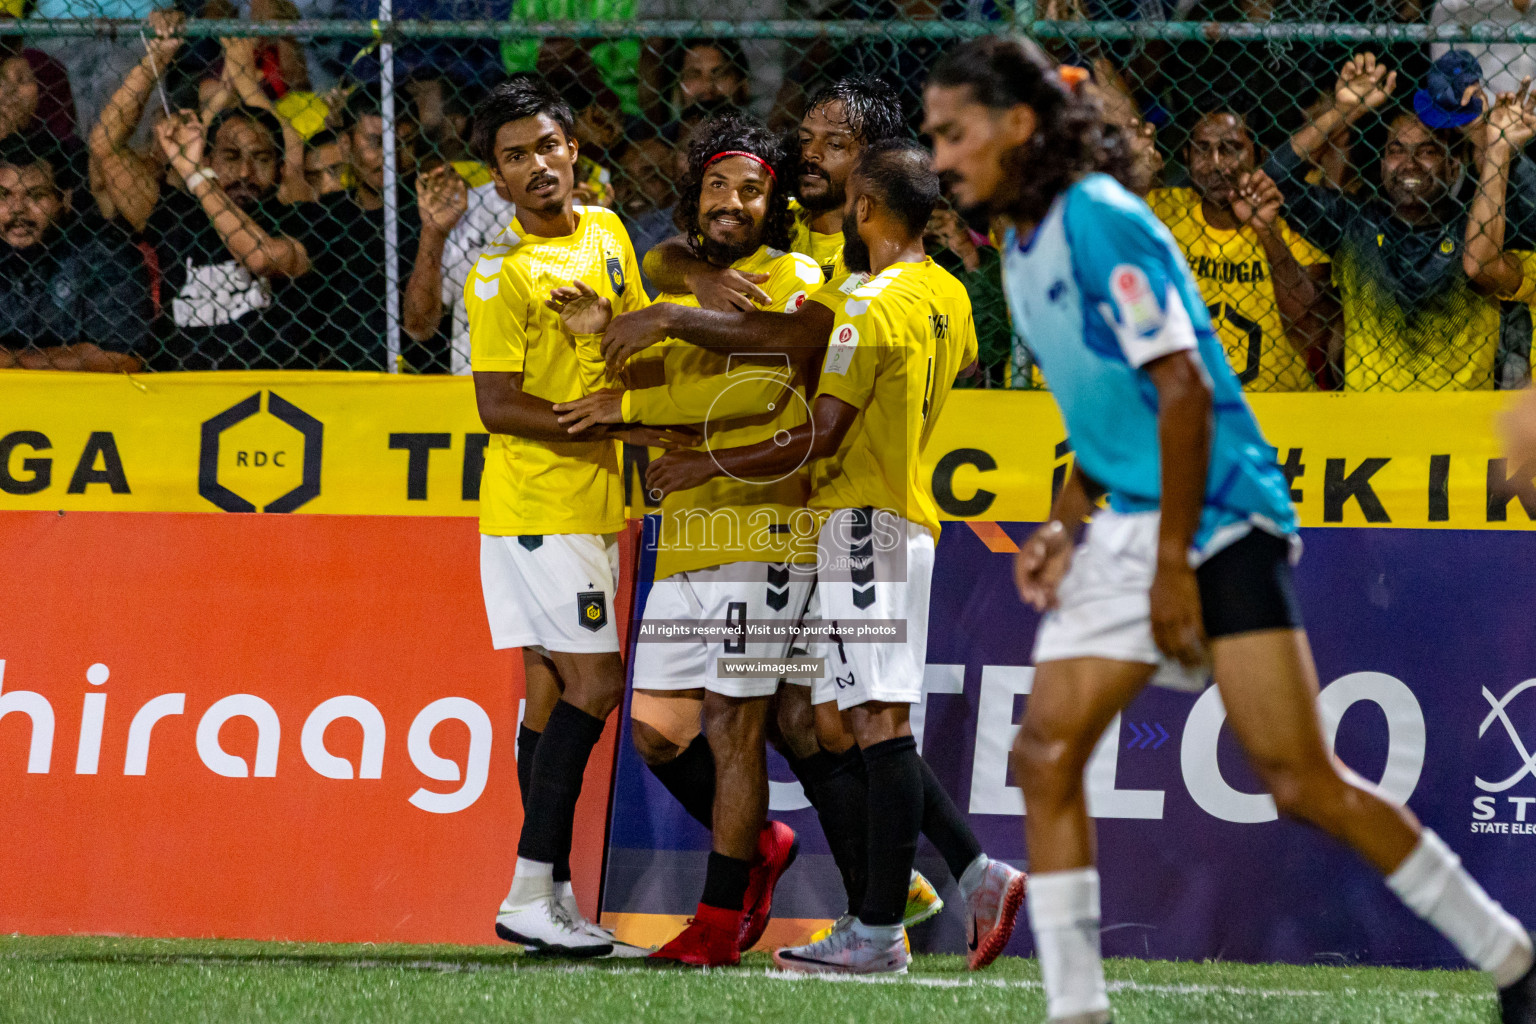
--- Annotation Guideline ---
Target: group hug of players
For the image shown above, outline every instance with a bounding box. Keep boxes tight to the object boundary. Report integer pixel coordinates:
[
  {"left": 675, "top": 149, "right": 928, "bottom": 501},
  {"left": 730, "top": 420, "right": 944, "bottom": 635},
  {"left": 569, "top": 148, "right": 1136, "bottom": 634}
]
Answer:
[{"left": 463, "top": 35, "right": 1536, "bottom": 1024}]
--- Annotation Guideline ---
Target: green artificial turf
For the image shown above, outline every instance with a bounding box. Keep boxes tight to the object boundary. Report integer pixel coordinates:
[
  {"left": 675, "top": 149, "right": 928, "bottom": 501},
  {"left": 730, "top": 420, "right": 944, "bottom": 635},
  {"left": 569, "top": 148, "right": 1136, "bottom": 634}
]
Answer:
[{"left": 0, "top": 935, "right": 1497, "bottom": 1024}]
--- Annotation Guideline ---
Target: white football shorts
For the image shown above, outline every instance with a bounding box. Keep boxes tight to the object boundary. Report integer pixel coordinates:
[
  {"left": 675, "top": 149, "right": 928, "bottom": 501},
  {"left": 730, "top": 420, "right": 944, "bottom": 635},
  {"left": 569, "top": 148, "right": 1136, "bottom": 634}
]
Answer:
[
  {"left": 813, "top": 507, "right": 935, "bottom": 711},
  {"left": 631, "top": 561, "right": 815, "bottom": 698},
  {"left": 480, "top": 532, "right": 621, "bottom": 655}
]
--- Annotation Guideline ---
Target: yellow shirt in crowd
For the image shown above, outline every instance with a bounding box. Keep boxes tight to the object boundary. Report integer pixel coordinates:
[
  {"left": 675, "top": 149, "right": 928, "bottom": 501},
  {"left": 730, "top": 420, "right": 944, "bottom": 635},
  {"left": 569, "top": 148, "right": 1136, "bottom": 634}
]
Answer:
[
  {"left": 810, "top": 258, "right": 978, "bottom": 540},
  {"left": 788, "top": 198, "right": 847, "bottom": 282},
  {"left": 465, "top": 205, "right": 648, "bottom": 536},
  {"left": 1148, "top": 188, "right": 1328, "bottom": 392},
  {"left": 622, "top": 246, "right": 824, "bottom": 579},
  {"left": 1336, "top": 245, "right": 1536, "bottom": 391}
]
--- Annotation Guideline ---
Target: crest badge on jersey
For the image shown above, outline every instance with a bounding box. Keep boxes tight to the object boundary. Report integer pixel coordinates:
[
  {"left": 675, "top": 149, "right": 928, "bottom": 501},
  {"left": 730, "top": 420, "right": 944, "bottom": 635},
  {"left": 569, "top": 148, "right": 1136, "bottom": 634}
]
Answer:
[
  {"left": 606, "top": 255, "right": 626, "bottom": 296},
  {"left": 577, "top": 590, "right": 608, "bottom": 632},
  {"left": 1108, "top": 264, "right": 1164, "bottom": 338}
]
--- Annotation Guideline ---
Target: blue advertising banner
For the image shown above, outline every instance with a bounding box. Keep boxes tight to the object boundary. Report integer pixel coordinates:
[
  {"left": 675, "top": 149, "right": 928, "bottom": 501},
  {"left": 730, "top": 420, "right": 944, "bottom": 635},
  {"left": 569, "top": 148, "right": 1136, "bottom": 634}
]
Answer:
[{"left": 600, "top": 520, "right": 1536, "bottom": 967}]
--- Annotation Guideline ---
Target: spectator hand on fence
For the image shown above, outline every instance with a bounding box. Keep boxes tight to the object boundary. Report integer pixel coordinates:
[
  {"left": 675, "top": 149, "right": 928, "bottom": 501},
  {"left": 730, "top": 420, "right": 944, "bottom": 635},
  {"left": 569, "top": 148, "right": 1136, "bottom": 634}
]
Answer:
[
  {"left": 1334, "top": 52, "right": 1398, "bottom": 119},
  {"left": 926, "top": 208, "right": 982, "bottom": 273},
  {"left": 1231, "top": 170, "right": 1285, "bottom": 233},
  {"left": 417, "top": 164, "right": 469, "bottom": 238},
  {"left": 155, "top": 108, "right": 206, "bottom": 179},
  {"left": 1484, "top": 79, "right": 1536, "bottom": 153}
]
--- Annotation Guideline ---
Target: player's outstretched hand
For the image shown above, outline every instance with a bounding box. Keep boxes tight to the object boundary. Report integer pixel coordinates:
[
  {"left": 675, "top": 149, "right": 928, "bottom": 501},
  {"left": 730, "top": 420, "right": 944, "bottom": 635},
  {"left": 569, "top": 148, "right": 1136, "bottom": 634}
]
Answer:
[
  {"left": 1149, "top": 562, "right": 1207, "bottom": 669},
  {"left": 547, "top": 279, "right": 612, "bottom": 335},
  {"left": 1015, "top": 520, "right": 1074, "bottom": 611},
  {"left": 553, "top": 389, "right": 625, "bottom": 434},
  {"left": 602, "top": 305, "right": 671, "bottom": 373},
  {"left": 645, "top": 448, "right": 717, "bottom": 499},
  {"left": 686, "top": 264, "right": 771, "bottom": 312}
]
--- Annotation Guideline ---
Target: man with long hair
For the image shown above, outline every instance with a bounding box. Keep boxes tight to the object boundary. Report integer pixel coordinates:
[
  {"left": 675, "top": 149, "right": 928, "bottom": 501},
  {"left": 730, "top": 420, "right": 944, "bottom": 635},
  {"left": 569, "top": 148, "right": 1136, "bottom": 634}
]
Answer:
[
  {"left": 555, "top": 113, "right": 821, "bottom": 966},
  {"left": 923, "top": 34, "right": 1536, "bottom": 1024},
  {"left": 636, "top": 139, "right": 1026, "bottom": 975}
]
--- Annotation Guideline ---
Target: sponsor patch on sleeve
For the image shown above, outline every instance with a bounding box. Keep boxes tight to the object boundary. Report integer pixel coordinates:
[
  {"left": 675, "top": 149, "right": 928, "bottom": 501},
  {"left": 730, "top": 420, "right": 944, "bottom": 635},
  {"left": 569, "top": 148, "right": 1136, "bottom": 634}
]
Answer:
[
  {"left": 823, "top": 322, "right": 859, "bottom": 376},
  {"left": 1107, "top": 264, "right": 1164, "bottom": 337},
  {"left": 784, "top": 290, "right": 808, "bottom": 314}
]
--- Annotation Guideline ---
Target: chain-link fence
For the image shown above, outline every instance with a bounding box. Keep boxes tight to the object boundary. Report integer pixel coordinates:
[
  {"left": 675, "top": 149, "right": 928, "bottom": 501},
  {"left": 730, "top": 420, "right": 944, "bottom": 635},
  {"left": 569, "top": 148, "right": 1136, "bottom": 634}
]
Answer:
[{"left": 5, "top": 9, "right": 1536, "bottom": 388}]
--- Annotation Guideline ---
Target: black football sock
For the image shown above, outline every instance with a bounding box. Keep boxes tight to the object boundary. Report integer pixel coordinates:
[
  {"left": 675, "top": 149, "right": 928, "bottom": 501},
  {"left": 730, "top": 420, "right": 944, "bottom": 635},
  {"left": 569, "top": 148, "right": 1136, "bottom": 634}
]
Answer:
[
  {"left": 918, "top": 755, "right": 984, "bottom": 882},
  {"left": 700, "top": 851, "right": 753, "bottom": 912},
  {"left": 517, "top": 700, "right": 606, "bottom": 870},
  {"left": 859, "top": 736, "right": 923, "bottom": 927},
  {"left": 646, "top": 733, "right": 717, "bottom": 830},
  {"left": 517, "top": 724, "right": 572, "bottom": 883},
  {"left": 790, "top": 746, "right": 868, "bottom": 914},
  {"left": 516, "top": 724, "right": 540, "bottom": 812}
]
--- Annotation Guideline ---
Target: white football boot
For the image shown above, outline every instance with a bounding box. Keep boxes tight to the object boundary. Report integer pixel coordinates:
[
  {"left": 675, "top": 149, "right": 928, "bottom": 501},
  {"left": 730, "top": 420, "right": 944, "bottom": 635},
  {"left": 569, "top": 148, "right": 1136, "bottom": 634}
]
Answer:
[
  {"left": 773, "top": 920, "right": 909, "bottom": 975},
  {"left": 495, "top": 893, "right": 612, "bottom": 957},
  {"left": 555, "top": 881, "right": 652, "bottom": 959}
]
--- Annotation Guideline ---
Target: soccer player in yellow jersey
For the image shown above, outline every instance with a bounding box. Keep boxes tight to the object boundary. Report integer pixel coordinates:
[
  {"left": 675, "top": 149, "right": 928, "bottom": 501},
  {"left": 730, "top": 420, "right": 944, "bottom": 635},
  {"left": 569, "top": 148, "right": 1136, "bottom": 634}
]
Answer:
[
  {"left": 642, "top": 75, "right": 905, "bottom": 306},
  {"left": 554, "top": 116, "right": 822, "bottom": 966},
  {"left": 1148, "top": 111, "right": 1331, "bottom": 391},
  {"left": 642, "top": 140, "right": 1027, "bottom": 976},
  {"left": 462, "top": 77, "right": 662, "bottom": 958}
]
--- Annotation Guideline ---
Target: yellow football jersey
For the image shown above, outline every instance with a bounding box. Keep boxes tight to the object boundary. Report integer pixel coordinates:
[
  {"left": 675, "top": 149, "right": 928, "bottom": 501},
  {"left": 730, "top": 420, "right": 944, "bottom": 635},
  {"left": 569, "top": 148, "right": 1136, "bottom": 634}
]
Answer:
[
  {"left": 1338, "top": 247, "right": 1536, "bottom": 391},
  {"left": 622, "top": 246, "right": 824, "bottom": 579},
  {"left": 466, "top": 205, "right": 649, "bottom": 536},
  {"left": 810, "top": 258, "right": 978, "bottom": 540},
  {"left": 805, "top": 270, "right": 868, "bottom": 312},
  {"left": 788, "top": 198, "right": 847, "bottom": 282},
  {"left": 1148, "top": 188, "right": 1328, "bottom": 392}
]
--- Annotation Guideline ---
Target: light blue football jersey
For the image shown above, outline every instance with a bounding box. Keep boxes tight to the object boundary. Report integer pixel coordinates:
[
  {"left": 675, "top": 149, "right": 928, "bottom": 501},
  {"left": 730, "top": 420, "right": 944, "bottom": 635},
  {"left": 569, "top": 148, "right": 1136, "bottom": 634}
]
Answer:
[{"left": 1000, "top": 173, "right": 1297, "bottom": 548}]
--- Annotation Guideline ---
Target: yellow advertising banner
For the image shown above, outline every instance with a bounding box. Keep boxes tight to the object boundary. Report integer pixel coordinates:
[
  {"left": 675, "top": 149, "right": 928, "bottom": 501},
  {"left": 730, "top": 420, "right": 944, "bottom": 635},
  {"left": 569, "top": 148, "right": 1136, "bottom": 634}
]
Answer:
[{"left": 0, "top": 370, "right": 1529, "bottom": 530}]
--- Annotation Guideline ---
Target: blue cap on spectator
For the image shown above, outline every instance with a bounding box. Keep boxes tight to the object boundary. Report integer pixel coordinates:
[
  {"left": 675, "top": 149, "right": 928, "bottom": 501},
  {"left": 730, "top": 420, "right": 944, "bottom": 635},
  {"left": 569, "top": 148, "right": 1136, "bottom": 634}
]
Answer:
[{"left": 1414, "top": 50, "right": 1485, "bottom": 129}]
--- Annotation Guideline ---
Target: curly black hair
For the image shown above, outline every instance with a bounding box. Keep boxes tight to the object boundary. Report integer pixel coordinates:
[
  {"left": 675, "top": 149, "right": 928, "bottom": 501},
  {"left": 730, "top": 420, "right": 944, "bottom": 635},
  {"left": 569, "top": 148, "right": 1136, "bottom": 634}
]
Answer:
[
  {"left": 673, "top": 113, "right": 793, "bottom": 264},
  {"left": 804, "top": 74, "right": 906, "bottom": 146},
  {"left": 929, "top": 36, "right": 1134, "bottom": 224}
]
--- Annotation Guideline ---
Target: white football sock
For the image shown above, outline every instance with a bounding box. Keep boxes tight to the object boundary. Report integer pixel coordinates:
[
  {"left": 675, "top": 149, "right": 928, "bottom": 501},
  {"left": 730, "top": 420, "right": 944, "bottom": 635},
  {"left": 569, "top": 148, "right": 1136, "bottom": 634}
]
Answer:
[
  {"left": 1385, "top": 829, "right": 1532, "bottom": 987},
  {"left": 957, "top": 854, "right": 990, "bottom": 901},
  {"left": 504, "top": 857, "right": 555, "bottom": 908},
  {"left": 1027, "top": 868, "right": 1110, "bottom": 1021}
]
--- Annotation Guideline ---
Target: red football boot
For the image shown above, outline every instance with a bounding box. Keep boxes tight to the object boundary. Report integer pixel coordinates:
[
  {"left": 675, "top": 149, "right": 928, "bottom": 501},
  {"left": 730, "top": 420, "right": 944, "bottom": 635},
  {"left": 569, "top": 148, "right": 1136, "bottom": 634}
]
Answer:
[
  {"left": 738, "top": 821, "right": 799, "bottom": 951},
  {"left": 648, "top": 903, "right": 743, "bottom": 967}
]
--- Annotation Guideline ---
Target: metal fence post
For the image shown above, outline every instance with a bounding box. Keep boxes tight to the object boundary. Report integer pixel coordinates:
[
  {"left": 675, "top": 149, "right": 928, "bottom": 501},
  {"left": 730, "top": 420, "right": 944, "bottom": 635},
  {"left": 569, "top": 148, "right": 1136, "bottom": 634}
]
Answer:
[{"left": 379, "top": 11, "right": 401, "bottom": 373}]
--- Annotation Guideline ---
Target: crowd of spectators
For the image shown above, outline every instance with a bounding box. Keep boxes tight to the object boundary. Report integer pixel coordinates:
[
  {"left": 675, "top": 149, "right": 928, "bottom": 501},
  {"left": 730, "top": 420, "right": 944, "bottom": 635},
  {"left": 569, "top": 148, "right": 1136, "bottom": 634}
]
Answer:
[{"left": 4, "top": 0, "right": 1536, "bottom": 390}]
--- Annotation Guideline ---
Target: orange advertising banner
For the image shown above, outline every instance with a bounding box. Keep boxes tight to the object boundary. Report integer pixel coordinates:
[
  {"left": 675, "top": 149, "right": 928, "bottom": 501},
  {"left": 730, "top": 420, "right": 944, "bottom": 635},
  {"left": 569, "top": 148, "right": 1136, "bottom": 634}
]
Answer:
[{"left": 0, "top": 510, "right": 625, "bottom": 944}]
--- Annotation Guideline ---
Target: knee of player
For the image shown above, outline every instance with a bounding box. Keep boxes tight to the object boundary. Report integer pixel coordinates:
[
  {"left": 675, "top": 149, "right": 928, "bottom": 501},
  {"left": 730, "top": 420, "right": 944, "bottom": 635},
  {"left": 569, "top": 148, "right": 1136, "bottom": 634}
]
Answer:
[
  {"left": 630, "top": 718, "right": 684, "bottom": 766},
  {"left": 1011, "top": 721, "right": 1090, "bottom": 793},
  {"left": 1256, "top": 754, "right": 1344, "bottom": 821},
  {"left": 773, "top": 688, "right": 819, "bottom": 759},
  {"left": 702, "top": 694, "right": 766, "bottom": 744}
]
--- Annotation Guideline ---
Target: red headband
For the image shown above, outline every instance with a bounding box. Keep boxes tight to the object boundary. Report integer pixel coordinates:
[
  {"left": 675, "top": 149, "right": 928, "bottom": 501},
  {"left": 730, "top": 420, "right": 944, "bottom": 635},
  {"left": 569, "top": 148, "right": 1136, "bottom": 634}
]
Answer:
[{"left": 704, "top": 150, "right": 777, "bottom": 182}]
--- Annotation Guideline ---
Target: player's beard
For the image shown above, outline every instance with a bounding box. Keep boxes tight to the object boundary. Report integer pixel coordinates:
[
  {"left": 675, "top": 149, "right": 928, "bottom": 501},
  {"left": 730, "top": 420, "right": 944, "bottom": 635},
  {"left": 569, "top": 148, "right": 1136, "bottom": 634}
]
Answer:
[
  {"left": 697, "top": 210, "right": 761, "bottom": 266},
  {"left": 797, "top": 167, "right": 844, "bottom": 215},
  {"left": 841, "top": 218, "right": 871, "bottom": 274}
]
